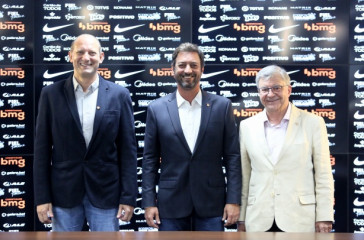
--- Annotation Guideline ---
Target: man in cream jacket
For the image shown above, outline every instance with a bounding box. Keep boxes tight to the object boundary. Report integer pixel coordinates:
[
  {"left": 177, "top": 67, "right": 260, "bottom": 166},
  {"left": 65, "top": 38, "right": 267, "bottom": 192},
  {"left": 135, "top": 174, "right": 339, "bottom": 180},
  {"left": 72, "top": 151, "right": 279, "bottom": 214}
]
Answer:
[{"left": 238, "top": 65, "right": 334, "bottom": 232}]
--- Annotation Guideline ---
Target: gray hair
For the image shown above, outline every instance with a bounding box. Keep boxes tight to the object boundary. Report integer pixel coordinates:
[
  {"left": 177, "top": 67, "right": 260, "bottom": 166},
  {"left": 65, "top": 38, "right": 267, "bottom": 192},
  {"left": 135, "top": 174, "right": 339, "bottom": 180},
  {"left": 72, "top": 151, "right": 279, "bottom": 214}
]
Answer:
[
  {"left": 171, "top": 42, "right": 205, "bottom": 69},
  {"left": 255, "top": 65, "right": 291, "bottom": 86}
]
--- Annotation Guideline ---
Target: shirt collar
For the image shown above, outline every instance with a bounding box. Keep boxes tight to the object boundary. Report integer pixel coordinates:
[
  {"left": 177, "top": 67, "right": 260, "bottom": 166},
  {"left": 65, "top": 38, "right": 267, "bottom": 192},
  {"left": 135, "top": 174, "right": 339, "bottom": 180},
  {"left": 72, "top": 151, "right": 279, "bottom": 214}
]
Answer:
[
  {"left": 176, "top": 90, "right": 202, "bottom": 108},
  {"left": 73, "top": 75, "right": 100, "bottom": 93},
  {"left": 263, "top": 103, "right": 291, "bottom": 125}
]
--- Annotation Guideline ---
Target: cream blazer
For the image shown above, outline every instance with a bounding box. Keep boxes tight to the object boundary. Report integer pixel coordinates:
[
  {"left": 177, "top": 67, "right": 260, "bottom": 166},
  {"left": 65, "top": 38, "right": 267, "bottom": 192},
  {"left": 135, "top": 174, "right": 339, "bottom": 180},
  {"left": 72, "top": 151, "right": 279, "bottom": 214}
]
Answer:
[{"left": 239, "top": 104, "right": 334, "bottom": 232}]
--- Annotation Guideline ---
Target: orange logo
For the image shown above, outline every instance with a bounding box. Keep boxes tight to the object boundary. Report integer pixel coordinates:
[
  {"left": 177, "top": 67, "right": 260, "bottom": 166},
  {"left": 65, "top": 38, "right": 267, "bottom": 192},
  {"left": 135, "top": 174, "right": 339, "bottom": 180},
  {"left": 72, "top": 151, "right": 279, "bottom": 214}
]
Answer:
[
  {"left": 234, "top": 68, "right": 261, "bottom": 77},
  {"left": 149, "top": 23, "right": 181, "bottom": 33},
  {"left": 304, "top": 23, "right": 336, "bottom": 33},
  {"left": 1, "top": 157, "right": 25, "bottom": 168},
  {"left": 303, "top": 68, "right": 336, "bottom": 79},
  {"left": 97, "top": 68, "right": 111, "bottom": 79},
  {"left": 0, "top": 68, "right": 25, "bottom": 79},
  {"left": 234, "top": 108, "right": 262, "bottom": 117},
  {"left": 0, "top": 22, "right": 25, "bottom": 32},
  {"left": 307, "top": 109, "right": 336, "bottom": 120},
  {"left": 0, "top": 110, "right": 25, "bottom": 120},
  {"left": 79, "top": 22, "right": 111, "bottom": 33},
  {"left": 149, "top": 68, "right": 173, "bottom": 76},
  {"left": 233, "top": 23, "right": 265, "bottom": 33},
  {"left": 1, "top": 198, "right": 25, "bottom": 209}
]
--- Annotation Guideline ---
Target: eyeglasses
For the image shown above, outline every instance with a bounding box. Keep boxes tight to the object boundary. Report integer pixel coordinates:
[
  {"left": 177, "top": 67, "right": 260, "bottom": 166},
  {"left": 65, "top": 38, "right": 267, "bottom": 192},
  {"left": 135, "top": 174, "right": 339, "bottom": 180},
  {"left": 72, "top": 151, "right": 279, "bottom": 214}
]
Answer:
[{"left": 258, "top": 85, "right": 288, "bottom": 94}]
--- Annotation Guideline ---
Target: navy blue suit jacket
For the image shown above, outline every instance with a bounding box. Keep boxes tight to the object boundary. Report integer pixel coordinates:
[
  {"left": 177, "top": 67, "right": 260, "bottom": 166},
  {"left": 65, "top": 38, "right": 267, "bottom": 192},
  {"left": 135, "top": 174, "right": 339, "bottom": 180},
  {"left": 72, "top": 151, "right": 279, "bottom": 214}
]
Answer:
[
  {"left": 142, "top": 90, "right": 241, "bottom": 218},
  {"left": 34, "top": 75, "right": 137, "bottom": 209}
]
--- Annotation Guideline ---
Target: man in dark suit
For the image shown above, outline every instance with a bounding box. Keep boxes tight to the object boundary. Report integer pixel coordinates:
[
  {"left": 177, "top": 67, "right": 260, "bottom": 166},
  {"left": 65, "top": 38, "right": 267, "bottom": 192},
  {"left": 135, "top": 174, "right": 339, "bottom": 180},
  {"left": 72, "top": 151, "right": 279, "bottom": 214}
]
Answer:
[
  {"left": 142, "top": 42, "right": 241, "bottom": 231},
  {"left": 33, "top": 34, "right": 137, "bottom": 231}
]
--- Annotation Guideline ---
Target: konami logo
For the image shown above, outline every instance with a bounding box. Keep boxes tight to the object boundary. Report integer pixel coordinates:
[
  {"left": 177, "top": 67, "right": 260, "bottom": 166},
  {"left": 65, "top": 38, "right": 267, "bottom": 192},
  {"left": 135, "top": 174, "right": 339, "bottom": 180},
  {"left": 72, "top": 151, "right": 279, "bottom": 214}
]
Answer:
[{"left": 149, "top": 68, "right": 173, "bottom": 76}]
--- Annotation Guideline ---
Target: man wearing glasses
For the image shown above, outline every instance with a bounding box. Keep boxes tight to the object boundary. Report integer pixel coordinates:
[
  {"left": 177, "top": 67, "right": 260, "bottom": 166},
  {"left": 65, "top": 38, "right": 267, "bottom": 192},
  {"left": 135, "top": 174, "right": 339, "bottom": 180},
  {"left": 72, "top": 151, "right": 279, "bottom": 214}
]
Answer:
[{"left": 237, "top": 65, "right": 334, "bottom": 233}]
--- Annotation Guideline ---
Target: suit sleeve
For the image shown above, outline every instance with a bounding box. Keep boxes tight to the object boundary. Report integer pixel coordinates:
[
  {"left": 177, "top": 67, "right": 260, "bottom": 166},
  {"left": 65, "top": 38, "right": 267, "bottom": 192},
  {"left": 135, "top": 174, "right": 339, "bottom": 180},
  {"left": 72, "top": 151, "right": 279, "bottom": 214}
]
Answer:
[
  {"left": 118, "top": 89, "right": 138, "bottom": 207},
  {"left": 312, "top": 116, "right": 334, "bottom": 222},
  {"left": 33, "top": 88, "right": 53, "bottom": 206},
  {"left": 238, "top": 120, "right": 251, "bottom": 221},
  {"left": 141, "top": 104, "right": 161, "bottom": 208},
  {"left": 223, "top": 100, "right": 242, "bottom": 205}
]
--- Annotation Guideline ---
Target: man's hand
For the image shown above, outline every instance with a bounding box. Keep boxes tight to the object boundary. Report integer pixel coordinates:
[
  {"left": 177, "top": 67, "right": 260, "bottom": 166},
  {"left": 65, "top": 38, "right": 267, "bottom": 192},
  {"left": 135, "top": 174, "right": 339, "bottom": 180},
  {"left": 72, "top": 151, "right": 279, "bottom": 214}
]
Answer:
[
  {"left": 237, "top": 221, "right": 246, "bottom": 232},
  {"left": 222, "top": 203, "right": 240, "bottom": 226},
  {"left": 315, "top": 221, "right": 332, "bottom": 233},
  {"left": 144, "top": 207, "right": 161, "bottom": 229},
  {"left": 36, "top": 203, "right": 53, "bottom": 224},
  {"left": 117, "top": 204, "right": 134, "bottom": 222}
]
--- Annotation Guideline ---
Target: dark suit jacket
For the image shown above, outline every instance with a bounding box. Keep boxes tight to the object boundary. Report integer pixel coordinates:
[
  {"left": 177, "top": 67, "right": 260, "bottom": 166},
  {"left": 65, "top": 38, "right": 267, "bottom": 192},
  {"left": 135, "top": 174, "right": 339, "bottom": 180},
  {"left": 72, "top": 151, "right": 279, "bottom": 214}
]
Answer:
[
  {"left": 34, "top": 75, "right": 137, "bottom": 209},
  {"left": 142, "top": 90, "right": 241, "bottom": 218}
]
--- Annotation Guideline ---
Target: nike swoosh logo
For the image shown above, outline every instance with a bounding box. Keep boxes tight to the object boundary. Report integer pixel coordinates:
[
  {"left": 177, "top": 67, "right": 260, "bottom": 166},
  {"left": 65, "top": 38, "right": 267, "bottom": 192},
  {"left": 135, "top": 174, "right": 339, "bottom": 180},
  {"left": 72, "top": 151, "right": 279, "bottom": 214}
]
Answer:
[
  {"left": 354, "top": 197, "right": 364, "bottom": 207},
  {"left": 269, "top": 24, "right": 300, "bottom": 33},
  {"left": 114, "top": 24, "right": 145, "bottom": 33},
  {"left": 287, "top": 70, "right": 300, "bottom": 75},
  {"left": 134, "top": 110, "right": 145, "bottom": 116},
  {"left": 354, "top": 157, "right": 364, "bottom": 166},
  {"left": 43, "top": 23, "right": 74, "bottom": 32},
  {"left": 43, "top": 70, "right": 73, "bottom": 79},
  {"left": 354, "top": 110, "right": 364, "bottom": 120},
  {"left": 201, "top": 70, "right": 229, "bottom": 79},
  {"left": 354, "top": 70, "right": 364, "bottom": 79},
  {"left": 115, "top": 70, "right": 145, "bottom": 79},
  {"left": 198, "top": 24, "right": 229, "bottom": 33},
  {"left": 355, "top": 24, "right": 364, "bottom": 33}
]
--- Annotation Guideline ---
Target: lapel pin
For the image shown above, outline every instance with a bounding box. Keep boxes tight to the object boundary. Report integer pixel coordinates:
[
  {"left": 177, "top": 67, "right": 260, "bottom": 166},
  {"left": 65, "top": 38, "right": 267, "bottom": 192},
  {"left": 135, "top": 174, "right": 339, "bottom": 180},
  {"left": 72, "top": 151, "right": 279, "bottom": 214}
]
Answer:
[
  {"left": 207, "top": 103, "right": 210, "bottom": 107},
  {"left": 97, "top": 106, "right": 101, "bottom": 110}
]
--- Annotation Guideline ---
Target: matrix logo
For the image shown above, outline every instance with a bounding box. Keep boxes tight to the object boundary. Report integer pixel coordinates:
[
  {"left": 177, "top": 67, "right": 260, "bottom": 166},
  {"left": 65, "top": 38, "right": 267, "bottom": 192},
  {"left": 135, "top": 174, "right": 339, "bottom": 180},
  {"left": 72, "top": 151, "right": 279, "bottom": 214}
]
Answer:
[
  {"left": 149, "top": 23, "right": 180, "bottom": 33},
  {"left": 79, "top": 22, "right": 110, "bottom": 33}
]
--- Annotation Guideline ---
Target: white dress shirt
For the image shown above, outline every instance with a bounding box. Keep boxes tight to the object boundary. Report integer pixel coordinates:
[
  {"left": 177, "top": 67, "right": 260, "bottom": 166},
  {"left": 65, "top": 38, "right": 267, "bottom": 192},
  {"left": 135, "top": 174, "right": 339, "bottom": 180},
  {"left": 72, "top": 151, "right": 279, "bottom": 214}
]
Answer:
[
  {"left": 73, "top": 76, "right": 99, "bottom": 148},
  {"left": 176, "top": 90, "right": 202, "bottom": 152},
  {"left": 263, "top": 103, "right": 291, "bottom": 165}
]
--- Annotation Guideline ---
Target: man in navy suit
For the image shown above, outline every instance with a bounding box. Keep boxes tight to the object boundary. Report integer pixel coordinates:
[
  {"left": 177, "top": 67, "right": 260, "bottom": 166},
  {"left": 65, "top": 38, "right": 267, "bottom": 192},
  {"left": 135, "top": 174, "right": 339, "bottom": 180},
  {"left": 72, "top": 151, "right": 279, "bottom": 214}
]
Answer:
[
  {"left": 33, "top": 34, "right": 137, "bottom": 231},
  {"left": 142, "top": 42, "right": 241, "bottom": 231}
]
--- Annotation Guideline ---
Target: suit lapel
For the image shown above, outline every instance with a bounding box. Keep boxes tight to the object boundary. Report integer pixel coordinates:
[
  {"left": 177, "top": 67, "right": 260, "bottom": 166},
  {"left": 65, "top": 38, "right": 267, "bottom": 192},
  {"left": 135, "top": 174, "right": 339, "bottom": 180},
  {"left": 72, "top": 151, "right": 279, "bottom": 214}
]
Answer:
[
  {"left": 63, "top": 75, "right": 83, "bottom": 135},
  {"left": 89, "top": 77, "right": 108, "bottom": 148},
  {"left": 167, "top": 91, "right": 191, "bottom": 153},
  {"left": 255, "top": 112, "right": 273, "bottom": 167},
  {"left": 276, "top": 104, "right": 301, "bottom": 164},
  {"left": 193, "top": 90, "right": 211, "bottom": 154}
]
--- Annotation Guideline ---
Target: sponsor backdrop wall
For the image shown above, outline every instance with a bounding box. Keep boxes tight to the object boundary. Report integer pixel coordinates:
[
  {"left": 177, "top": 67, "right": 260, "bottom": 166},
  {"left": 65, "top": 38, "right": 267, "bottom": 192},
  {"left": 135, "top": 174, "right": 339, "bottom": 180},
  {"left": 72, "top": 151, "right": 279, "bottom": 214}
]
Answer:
[{"left": 0, "top": 0, "right": 361, "bottom": 232}]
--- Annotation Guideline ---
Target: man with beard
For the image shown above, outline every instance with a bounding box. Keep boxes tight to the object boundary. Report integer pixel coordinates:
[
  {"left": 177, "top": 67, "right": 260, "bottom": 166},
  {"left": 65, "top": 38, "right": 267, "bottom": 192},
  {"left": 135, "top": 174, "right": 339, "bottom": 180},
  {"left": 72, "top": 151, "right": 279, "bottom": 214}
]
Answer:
[{"left": 142, "top": 42, "right": 241, "bottom": 231}]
